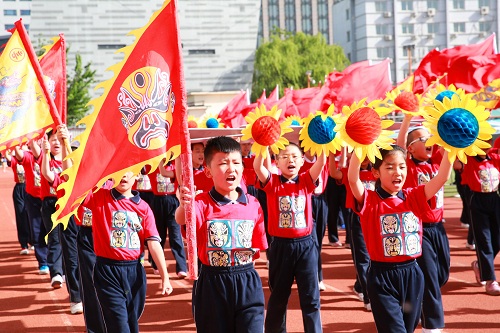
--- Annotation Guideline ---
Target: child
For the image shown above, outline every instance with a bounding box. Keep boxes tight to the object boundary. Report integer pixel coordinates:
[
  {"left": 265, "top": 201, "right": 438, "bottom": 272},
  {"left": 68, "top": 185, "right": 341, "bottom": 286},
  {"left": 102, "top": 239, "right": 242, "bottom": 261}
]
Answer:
[
  {"left": 176, "top": 136, "right": 268, "bottom": 333},
  {"left": 192, "top": 142, "right": 213, "bottom": 194},
  {"left": 397, "top": 116, "right": 451, "bottom": 332},
  {"left": 254, "top": 142, "right": 326, "bottom": 333},
  {"left": 83, "top": 170, "right": 172, "bottom": 333},
  {"left": 458, "top": 141, "right": 500, "bottom": 296},
  {"left": 348, "top": 145, "right": 452, "bottom": 333}
]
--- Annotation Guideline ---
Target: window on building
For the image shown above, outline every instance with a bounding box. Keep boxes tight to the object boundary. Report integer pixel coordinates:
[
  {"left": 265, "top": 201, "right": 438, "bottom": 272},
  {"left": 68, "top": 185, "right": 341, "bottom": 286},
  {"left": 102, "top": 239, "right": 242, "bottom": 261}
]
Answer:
[
  {"left": 376, "top": 24, "right": 387, "bottom": 35},
  {"left": 375, "top": 1, "right": 387, "bottom": 12},
  {"left": 347, "top": 52, "right": 351, "bottom": 62},
  {"left": 284, "top": 0, "right": 296, "bottom": 33},
  {"left": 20, "top": 9, "right": 30, "bottom": 15},
  {"left": 24, "top": 24, "right": 29, "bottom": 30},
  {"left": 346, "top": 31, "right": 350, "bottom": 42},
  {"left": 401, "top": 1, "right": 414, "bottom": 11},
  {"left": 479, "top": 22, "right": 491, "bottom": 32},
  {"left": 188, "top": 49, "right": 216, "bottom": 55},
  {"left": 377, "top": 47, "right": 390, "bottom": 58},
  {"left": 453, "top": 0, "right": 465, "bottom": 9},
  {"left": 268, "top": 0, "right": 279, "bottom": 32},
  {"left": 4, "top": 24, "right": 14, "bottom": 30},
  {"left": 453, "top": 22, "right": 465, "bottom": 32},
  {"left": 427, "top": 22, "right": 439, "bottom": 33},
  {"left": 3, "top": 0, "right": 16, "bottom": 2},
  {"left": 479, "top": 0, "right": 489, "bottom": 7},
  {"left": 402, "top": 24, "right": 414, "bottom": 34},
  {"left": 301, "top": 0, "right": 313, "bottom": 34},
  {"left": 318, "top": 0, "right": 329, "bottom": 41},
  {"left": 98, "top": 44, "right": 127, "bottom": 50},
  {"left": 427, "top": 0, "right": 438, "bottom": 8},
  {"left": 257, "top": 9, "right": 264, "bottom": 47},
  {"left": 4, "top": 9, "right": 16, "bottom": 15}
]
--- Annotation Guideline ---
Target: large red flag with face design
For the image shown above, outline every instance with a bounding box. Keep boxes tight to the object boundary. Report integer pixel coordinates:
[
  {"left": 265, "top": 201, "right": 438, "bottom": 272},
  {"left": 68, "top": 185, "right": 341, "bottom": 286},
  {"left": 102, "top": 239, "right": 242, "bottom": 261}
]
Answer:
[{"left": 55, "top": 0, "right": 189, "bottom": 229}]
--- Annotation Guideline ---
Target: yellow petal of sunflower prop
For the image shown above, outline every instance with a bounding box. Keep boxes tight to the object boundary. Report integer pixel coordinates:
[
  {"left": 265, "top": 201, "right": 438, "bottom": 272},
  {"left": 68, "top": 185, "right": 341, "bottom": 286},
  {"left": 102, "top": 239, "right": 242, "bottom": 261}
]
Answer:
[
  {"left": 198, "top": 110, "right": 225, "bottom": 128},
  {"left": 423, "top": 93, "right": 495, "bottom": 164},
  {"left": 386, "top": 88, "right": 423, "bottom": 116},
  {"left": 335, "top": 99, "right": 395, "bottom": 163},
  {"left": 286, "top": 115, "right": 304, "bottom": 126},
  {"left": 422, "top": 83, "right": 466, "bottom": 107},
  {"left": 300, "top": 109, "right": 341, "bottom": 157},
  {"left": 241, "top": 104, "right": 293, "bottom": 158},
  {"left": 187, "top": 115, "right": 199, "bottom": 128}
]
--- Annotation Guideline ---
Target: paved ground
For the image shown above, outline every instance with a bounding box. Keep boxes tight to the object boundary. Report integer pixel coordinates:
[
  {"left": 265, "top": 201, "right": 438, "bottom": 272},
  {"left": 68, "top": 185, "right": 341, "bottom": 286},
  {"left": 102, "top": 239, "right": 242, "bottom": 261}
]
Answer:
[{"left": 0, "top": 169, "right": 498, "bottom": 332}]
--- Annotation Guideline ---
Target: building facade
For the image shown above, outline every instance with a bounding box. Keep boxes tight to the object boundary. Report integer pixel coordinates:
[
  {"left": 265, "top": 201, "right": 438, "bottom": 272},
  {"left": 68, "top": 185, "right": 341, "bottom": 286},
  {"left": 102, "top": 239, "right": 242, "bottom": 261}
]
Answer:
[{"left": 0, "top": 0, "right": 32, "bottom": 49}]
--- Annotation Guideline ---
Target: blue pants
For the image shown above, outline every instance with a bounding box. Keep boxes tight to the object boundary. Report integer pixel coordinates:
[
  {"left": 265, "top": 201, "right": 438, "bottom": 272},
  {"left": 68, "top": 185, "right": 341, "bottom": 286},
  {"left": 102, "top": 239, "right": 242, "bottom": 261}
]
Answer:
[
  {"left": 150, "top": 194, "right": 187, "bottom": 273},
  {"left": 61, "top": 216, "right": 81, "bottom": 303},
  {"left": 265, "top": 235, "right": 322, "bottom": 333},
  {"left": 13, "top": 183, "right": 30, "bottom": 249},
  {"left": 77, "top": 227, "right": 105, "bottom": 333},
  {"left": 25, "top": 194, "right": 47, "bottom": 267},
  {"left": 94, "top": 257, "right": 146, "bottom": 333},
  {"left": 349, "top": 212, "right": 370, "bottom": 304},
  {"left": 417, "top": 222, "right": 450, "bottom": 330},
  {"left": 193, "top": 263, "right": 265, "bottom": 333},
  {"left": 326, "top": 177, "right": 347, "bottom": 243},
  {"left": 368, "top": 260, "right": 424, "bottom": 333},
  {"left": 41, "top": 197, "right": 63, "bottom": 278},
  {"left": 469, "top": 191, "right": 500, "bottom": 281},
  {"left": 312, "top": 194, "right": 327, "bottom": 282}
]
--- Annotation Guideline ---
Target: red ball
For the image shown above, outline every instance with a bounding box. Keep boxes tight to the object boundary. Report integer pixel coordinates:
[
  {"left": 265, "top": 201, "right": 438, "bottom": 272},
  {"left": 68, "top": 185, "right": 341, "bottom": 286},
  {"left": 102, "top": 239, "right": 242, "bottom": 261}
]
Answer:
[
  {"left": 394, "top": 91, "right": 419, "bottom": 113},
  {"left": 251, "top": 116, "right": 281, "bottom": 146},
  {"left": 346, "top": 107, "right": 382, "bottom": 145},
  {"left": 188, "top": 120, "right": 198, "bottom": 128}
]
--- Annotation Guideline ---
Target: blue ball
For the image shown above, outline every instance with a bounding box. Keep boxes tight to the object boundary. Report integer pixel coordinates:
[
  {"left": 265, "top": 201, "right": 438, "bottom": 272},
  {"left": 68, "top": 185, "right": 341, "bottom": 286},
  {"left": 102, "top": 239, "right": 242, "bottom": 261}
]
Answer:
[
  {"left": 206, "top": 118, "right": 219, "bottom": 128},
  {"left": 437, "top": 108, "right": 479, "bottom": 148},
  {"left": 291, "top": 120, "right": 301, "bottom": 126},
  {"left": 308, "top": 116, "right": 336, "bottom": 144},
  {"left": 435, "top": 90, "right": 457, "bottom": 103}
]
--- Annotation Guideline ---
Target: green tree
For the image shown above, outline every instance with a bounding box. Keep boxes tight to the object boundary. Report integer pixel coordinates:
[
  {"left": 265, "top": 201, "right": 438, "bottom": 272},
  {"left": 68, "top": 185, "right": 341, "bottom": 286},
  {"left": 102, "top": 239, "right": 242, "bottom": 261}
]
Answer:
[
  {"left": 67, "top": 53, "right": 96, "bottom": 126},
  {"left": 252, "top": 29, "right": 350, "bottom": 101}
]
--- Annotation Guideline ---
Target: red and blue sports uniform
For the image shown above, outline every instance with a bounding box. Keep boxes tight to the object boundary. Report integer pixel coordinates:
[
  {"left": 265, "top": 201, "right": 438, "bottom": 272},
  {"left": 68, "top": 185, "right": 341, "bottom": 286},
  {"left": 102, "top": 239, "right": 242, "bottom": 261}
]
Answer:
[{"left": 10, "top": 157, "right": 30, "bottom": 250}]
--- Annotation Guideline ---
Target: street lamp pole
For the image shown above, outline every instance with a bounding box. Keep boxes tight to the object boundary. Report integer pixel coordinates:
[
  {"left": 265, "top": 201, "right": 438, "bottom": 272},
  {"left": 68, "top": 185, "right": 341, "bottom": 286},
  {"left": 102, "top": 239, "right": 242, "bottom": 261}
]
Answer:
[
  {"left": 306, "top": 70, "right": 312, "bottom": 88},
  {"left": 403, "top": 44, "right": 415, "bottom": 77}
]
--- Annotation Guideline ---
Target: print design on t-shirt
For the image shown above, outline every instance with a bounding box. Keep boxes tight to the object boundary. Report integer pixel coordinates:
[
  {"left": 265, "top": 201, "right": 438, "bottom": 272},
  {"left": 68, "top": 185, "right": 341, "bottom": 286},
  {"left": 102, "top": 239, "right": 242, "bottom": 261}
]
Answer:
[
  {"left": 278, "top": 195, "right": 306, "bottom": 229},
  {"left": 49, "top": 165, "right": 63, "bottom": 195},
  {"left": 478, "top": 167, "right": 499, "bottom": 192},
  {"left": 380, "top": 212, "right": 421, "bottom": 257},
  {"left": 16, "top": 164, "right": 25, "bottom": 183},
  {"left": 110, "top": 210, "right": 143, "bottom": 250},
  {"left": 34, "top": 163, "right": 41, "bottom": 187},
  {"left": 207, "top": 220, "right": 256, "bottom": 266},
  {"left": 418, "top": 171, "right": 443, "bottom": 208},
  {"left": 82, "top": 208, "right": 92, "bottom": 227}
]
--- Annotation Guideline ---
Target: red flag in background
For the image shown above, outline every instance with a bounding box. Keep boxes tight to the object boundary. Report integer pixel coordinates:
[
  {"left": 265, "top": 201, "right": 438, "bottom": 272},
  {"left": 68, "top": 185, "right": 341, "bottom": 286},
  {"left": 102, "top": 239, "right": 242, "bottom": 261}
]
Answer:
[
  {"left": 256, "top": 89, "right": 266, "bottom": 105},
  {"left": 263, "top": 85, "right": 279, "bottom": 109},
  {"left": 277, "top": 88, "right": 299, "bottom": 121},
  {"left": 446, "top": 54, "right": 500, "bottom": 93},
  {"left": 413, "top": 34, "right": 496, "bottom": 94},
  {"left": 218, "top": 90, "right": 249, "bottom": 128},
  {"left": 331, "top": 58, "right": 392, "bottom": 110},
  {"left": 55, "top": 0, "right": 188, "bottom": 227},
  {"left": 39, "top": 35, "right": 67, "bottom": 124},
  {"left": 0, "top": 19, "right": 60, "bottom": 151},
  {"left": 343, "top": 59, "right": 371, "bottom": 75},
  {"left": 291, "top": 87, "right": 320, "bottom": 118}
]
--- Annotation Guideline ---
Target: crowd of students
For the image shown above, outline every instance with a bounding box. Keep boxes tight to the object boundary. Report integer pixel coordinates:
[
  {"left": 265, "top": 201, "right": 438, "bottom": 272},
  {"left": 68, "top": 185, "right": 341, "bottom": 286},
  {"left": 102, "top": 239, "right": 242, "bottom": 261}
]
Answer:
[{"left": 5, "top": 118, "right": 500, "bottom": 333}]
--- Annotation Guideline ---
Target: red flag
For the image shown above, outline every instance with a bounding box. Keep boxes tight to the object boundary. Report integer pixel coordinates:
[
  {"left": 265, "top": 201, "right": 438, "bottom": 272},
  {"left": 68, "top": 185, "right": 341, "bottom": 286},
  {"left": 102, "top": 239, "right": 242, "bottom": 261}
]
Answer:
[
  {"left": 39, "top": 35, "right": 67, "bottom": 124},
  {"left": 218, "top": 90, "right": 249, "bottom": 128},
  {"left": 256, "top": 89, "right": 266, "bottom": 105},
  {"left": 309, "top": 70, "right": 345, "bottom": 112},
  {"left": 331, "top": 59, "right": 392, "bottom": 110},
  {"left": 413, "top": 34, "right": 496, "bottom": 94},
  {"left": 263, "top": 85, "right": 279, "bottom": 109},
  {"left": 446, "top": 54, "right": 500, "bottom": 93},
  {"left": 277, "top": 88, "right": 299, "bottom": 121},
  {"left": 291, "top": 87, "right": 320, "bottom": 118},
  {"left": 343, "top": 60, "right": 371, "bottom": 75},
  {"left": 0, "top": 19, "right": 59, "bottom": 151},
  {"left": 55, "top": 0, "right": 193, "bottom": 254}
]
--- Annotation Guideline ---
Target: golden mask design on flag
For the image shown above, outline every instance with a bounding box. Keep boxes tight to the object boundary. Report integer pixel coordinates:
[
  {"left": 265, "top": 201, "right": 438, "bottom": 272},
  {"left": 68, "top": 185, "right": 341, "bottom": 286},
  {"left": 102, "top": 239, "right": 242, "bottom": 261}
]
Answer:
[{"left": 118, "top": 67, "right": 174, "bottom": 150}]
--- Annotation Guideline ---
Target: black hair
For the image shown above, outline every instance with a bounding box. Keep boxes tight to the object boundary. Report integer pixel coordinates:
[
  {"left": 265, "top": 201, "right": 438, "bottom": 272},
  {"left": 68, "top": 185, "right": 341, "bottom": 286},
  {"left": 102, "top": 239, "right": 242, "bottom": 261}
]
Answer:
[
  {"left": 46, "top": 129, "right": 57, "bottom": 139},
  {"left": 191, "top": 142, "right": 204, "bottom": 151},
  {"left": 276, "top": 142, "right": 304, "bottom": 159},
  {"left": 204, "top": 136, "right": 242, "bottom": 166},
  {"left": 373, "top": 145, "right": 406, "bottom": 170}
]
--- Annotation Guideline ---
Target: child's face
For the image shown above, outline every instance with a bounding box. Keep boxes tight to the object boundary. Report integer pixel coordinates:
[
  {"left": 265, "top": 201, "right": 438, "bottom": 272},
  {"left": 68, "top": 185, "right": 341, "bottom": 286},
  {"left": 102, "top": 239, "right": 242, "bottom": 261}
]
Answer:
[
  {"left": 205, "top": 151, "right": 243, "bottom": 196},
  {"left": 407, "top": 129, "right": 432, "bottom": 161},
  {"left": 115, "top": 171, "right": 137, "bottom": 195},
  {"left": 372, "top": 151, "right": 407, "bottom": 195},
  {"left": 240, "top": 142, "right": 252, "bottom": 156},
  {"left": 192, "top": 143, "right": 205, "bottom": 168},
  {"left": 48, "top": 133, "right": 62, "bottom": 156},
  {"left": 276, "top": 145, "right": 304, "bottom": 178}
]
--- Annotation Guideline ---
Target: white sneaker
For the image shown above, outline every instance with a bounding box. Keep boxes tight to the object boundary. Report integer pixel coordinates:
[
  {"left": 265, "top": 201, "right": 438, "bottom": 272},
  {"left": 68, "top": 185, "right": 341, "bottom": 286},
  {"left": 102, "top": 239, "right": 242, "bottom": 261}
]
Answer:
[
  {"left": 461, "top": 222, "right": 470, "bottom": 229},
  {"left": 353, "top": 286, "right": 364, "bottom": 302},
  {"left": 19, "top": 248, "right": 29, "bottom": 255},
  {"left": 318, "top": 281, "right": 326, "bottom": 291},
  {"left": 51, "top": 275, "right": 64, "bottom": 289},
  {"left": 70, "top": 302, "right": 83, "bottom": 314},
  {"left": 422, "top": 328, "right": 443, "bottom": 333},
  {"left": 466, "top": 242, "right": 476, "bottom": 251},
  {"left": 364, "top": 303, "right": 371, "bottom": 311}
]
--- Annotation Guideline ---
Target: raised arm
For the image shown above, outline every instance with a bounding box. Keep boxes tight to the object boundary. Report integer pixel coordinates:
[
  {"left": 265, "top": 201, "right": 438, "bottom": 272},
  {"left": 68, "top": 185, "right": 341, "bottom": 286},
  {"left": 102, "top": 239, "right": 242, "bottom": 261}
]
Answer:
[
  {"left": 348, "top": 153, "right": 365, "bottom": 205},
  {"left": 253, "top": 154, "right": 270, "bottom": 184},
  {"left": 424, "top": 151, "right": 452, "bottom": 200},
  {"left": 40, "top": 136, "right": 55, "bottom": 183},
  {"left": 328, "top": 149, "right": 344, "bottom": 180},
  {"left": 29, "top": 138, "right": 41, "bottom": 159},
  {"left": 396, "top": 114, "right": 413, "bottom": 148},
  {"left": 308, "top": 152, "right": 327, "bottom": 182},
  {"left": 57, "top": 125, "right": 72, "bottom": 173}
]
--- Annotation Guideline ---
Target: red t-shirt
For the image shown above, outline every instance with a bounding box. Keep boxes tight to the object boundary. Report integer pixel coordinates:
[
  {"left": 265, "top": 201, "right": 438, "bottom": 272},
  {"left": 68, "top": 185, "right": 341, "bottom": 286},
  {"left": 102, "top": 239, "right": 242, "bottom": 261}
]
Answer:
[
  {"left": 40, "top": 157, "right": 63, "bottom": 199},
  {"left": 85, "top": 189, "right": 160, "bottom": 261},
  {"left": 10, "top": 158, "right": 25, "bottom": 184},
  {"left": 403, "top": 156, "right": 444, "bottom": 223},
  {"left": 258, "top": 172, "right": 316, "bottom": 238},
  {"left": 242, "top": 155, "right": 257, "bottom": 187},
  {"left": 355, "top": 185, "right": 430, "bottom": 263},
  {"left": 193, "top": 166, "right": 214, "bottom": 194},
  {"left": 342, "top": 167, "right": 376, "bottom": 210},
  {"left": 299, "top": 157, "right": 329, "bottom": 195},
  {"left": 194, "top": 188, "right": 268, "bottom": 266},
  {"left": 19, "top": 151, "right": 41, "bottom": 198},
  {"left": 461, "top": 154, "right": 500, "bottom": 193},
  {"left": 149, "top": 166, "right": 176, "bottom": 195}
]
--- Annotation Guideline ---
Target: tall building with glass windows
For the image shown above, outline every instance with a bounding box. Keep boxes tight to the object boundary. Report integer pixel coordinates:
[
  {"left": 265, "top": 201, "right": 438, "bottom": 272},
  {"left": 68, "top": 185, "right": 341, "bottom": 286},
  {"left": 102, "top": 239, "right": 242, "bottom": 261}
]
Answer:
[
  {"left": 259, "top": 0, "right": 335, "bottom": 46},
  {"left": 0, "top": 0, "right": 32, "bottom": 50},
  {"left": 332, "top": 0, "right": 500, "bottom": 84}
]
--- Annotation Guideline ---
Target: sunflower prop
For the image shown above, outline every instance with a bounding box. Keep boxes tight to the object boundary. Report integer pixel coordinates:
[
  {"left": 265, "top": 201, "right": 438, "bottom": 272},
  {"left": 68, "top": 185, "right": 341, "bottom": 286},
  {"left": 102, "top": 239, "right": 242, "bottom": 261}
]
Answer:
[
  {"left": 286, "top": 115, "right": 304, "bottom": 126},
  {"left": 241, "top": 104, "right": 293, "bottom": 158},
  {"left": 422, "top": 83, "right": 466, "bottom": 107},
  {"left": 299, "top": 107, "right": 341, "bottom": 156},
  {"left": 198, "top": 110, "right": 225, "bottom": 128},
  {"left": 386, "top": 89, "right": 422, "bottom": 116},
  {"left": 187, "top": 115, "right": 199, "bottom": 128},
  {"left": 334, "top": 99, "right": 395, "bottom": 163},
  {"left": 423, "top": 93, "right": 495, "bottom": 164}
]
